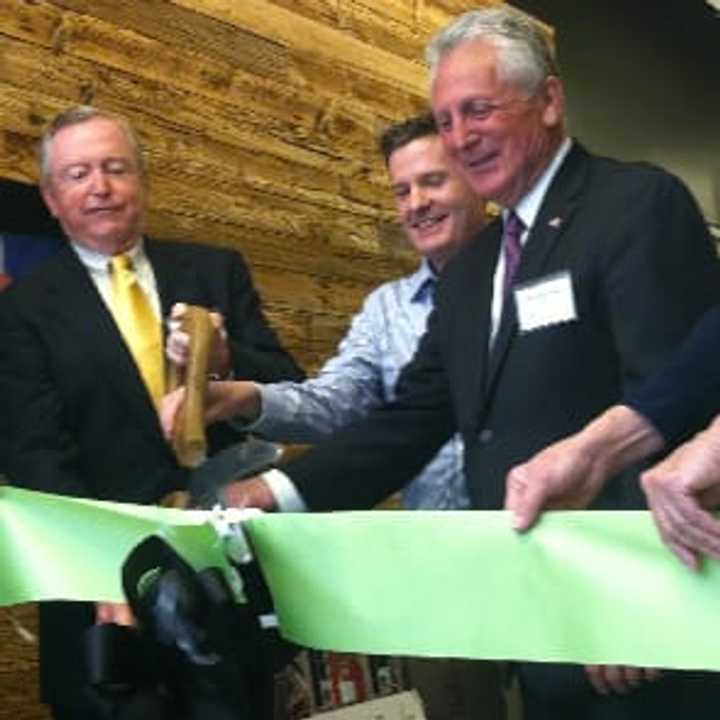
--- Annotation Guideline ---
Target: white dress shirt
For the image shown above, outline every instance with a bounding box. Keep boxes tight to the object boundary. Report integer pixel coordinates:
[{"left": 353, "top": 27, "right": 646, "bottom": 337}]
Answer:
[{"left": 71, "top": 238, "right": 162, "bottom": 321}]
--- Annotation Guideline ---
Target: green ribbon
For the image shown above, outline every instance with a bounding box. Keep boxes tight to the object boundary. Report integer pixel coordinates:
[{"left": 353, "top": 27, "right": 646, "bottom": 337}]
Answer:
[
  {"left": 0, "top": 486, "right": 241, "bottom": 604},
  {"left": 249, "top": 511, "right": 720, "bottom": 670},
  {"left": 3, "top": 486, "right": 720, "bottom": 670}
]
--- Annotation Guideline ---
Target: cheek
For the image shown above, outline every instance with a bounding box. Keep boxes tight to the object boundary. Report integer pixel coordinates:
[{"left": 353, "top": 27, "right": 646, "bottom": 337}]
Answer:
[
  {"left": 498, "top": 137, "right": 531, "bottom": 178},
  {"left": 118, "top": 180, "right": 143, "bottom": 207},
  {"left": 44, "top": 189, "right": 72, "bottom": 218},
  {"left": 56, "top": 196, "right": 84, "bottom": 222},
  {"left": 397, "top": 206, "right": 412, "bottom": 226}
]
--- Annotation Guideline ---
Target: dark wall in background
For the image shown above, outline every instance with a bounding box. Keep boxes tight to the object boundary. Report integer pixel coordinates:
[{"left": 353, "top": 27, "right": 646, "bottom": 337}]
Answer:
[{"left": 514, "top": 0, "right": 719, "bottom": 222}]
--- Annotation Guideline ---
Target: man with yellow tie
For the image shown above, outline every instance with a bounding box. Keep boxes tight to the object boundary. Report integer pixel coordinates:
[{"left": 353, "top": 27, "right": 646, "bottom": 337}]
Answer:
[{"left": 0, "top": 106, "right": 304, "bottom": 720}]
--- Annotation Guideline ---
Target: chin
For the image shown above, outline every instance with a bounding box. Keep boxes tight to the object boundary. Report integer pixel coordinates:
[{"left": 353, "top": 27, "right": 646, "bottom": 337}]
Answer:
[
  {"left": 466, "top": 172, "right": 509, "bottom": 202},
  {"left": 417, "top": 238, "right": 451, "bottom": 257}
]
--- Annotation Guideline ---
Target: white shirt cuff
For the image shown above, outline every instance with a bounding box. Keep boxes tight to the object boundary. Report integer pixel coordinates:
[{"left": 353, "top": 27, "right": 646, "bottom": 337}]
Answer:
[{"left": 262, "top": 468, "right": 307, "bottom": 512}]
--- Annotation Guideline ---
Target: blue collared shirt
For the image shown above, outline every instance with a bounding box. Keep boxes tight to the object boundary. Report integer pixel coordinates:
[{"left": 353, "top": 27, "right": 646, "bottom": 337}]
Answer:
[{"left": 253, "top": 260, "right": 469, "bottom": 510}]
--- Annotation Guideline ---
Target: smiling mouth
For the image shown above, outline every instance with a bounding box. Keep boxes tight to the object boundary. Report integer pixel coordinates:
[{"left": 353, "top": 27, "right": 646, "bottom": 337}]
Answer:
[
  {"left": 410, "top": 214, "right": 448, "bottom": 234},
  {"left": 463, "top": 152, "right": 498, "bottom": 173}
]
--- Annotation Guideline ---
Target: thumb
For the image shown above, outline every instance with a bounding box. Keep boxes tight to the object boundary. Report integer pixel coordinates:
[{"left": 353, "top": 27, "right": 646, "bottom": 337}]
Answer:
[
  {"left": 159, "top": 387, "right": 186, "bottom": 440},
  {"left": 170, "top": 302, "right": 188, "bottom": 319},
  {"left": 505, "top": 466, "right": 543, "bottom": 532}
]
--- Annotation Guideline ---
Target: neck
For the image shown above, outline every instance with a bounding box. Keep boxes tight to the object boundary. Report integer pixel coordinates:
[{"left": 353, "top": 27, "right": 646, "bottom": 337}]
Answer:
[
  {"left": 507, "top": 131, "right": 566, "bottom": 209},
  {"left": 111, "top": 235, "right": 141, "bottom": 256}
]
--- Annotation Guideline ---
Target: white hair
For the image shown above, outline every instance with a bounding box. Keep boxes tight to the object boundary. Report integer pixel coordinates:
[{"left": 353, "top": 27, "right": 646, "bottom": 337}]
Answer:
[
  {"left": 39, "top": 106, "right": 145, "bottom": 183},
  {"left": 426, "top": 6, "right": 558, "bottom": 94}
]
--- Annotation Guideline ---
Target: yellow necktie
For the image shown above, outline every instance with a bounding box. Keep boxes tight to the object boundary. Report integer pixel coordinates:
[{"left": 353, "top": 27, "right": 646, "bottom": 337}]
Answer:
[{"left": 110, "top": 253, "right": 165, "bottom": 405}]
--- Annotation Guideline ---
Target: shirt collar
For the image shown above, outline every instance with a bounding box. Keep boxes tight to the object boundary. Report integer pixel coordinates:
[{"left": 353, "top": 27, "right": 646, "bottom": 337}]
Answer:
[
  {"left": 407, "top": 258, "right": 438, "bottom": 304},
  {"left": 71, "top": 238, "right": 146, "bottom": 274},
  {"left": 510, "top": 137, "right": 572, "bottom": 234}
]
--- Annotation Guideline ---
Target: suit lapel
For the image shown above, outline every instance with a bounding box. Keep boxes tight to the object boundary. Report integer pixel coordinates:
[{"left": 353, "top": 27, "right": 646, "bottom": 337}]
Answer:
[
  {"left": 145, "top": 239, "right": 212, "bottom": 326},
  {"left": 47, "top": 246, "right": 165, "bottom": 439},
  {"left": 484, "top": 143, "right": 590, "bottom": 396},
  {"left": 145, "top": 239, "right": 188, "bottom": 318},
  {"left": 452, "top": 223, "right": 501, "bottom": 421}
]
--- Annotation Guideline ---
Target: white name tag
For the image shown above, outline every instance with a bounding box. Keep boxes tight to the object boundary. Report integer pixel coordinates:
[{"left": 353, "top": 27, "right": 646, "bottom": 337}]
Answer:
[{"left": 515, "top": 271, "right": 577, "bottom": 333}]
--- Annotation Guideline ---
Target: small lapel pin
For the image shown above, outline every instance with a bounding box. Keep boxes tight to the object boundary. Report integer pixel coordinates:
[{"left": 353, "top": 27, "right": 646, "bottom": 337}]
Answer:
[{"left": 548, "top": 216, "right": 563, "bottom": 229}]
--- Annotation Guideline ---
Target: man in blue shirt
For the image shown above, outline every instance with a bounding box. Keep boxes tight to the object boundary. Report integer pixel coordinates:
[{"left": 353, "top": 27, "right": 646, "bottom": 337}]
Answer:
[
  {"left": 165, "top": 113, "right": 486, "bottom": 512},
  {"left": 164, "top": 113, "right": 502, "bottom": 720}
]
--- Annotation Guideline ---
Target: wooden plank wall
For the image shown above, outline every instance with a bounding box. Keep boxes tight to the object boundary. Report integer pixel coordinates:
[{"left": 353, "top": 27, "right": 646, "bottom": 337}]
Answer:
[
  {"left": 0, "top": 0, "right": 499, "bottom": 369},
  {"left": 0, "top": 1, "right": 500, "bottom": 718}
]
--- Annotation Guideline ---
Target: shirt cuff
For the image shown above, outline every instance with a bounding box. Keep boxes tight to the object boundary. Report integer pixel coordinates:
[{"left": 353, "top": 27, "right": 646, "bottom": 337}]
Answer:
[{"left": 262, "top": 468, "right": 307, "bottom": 512}]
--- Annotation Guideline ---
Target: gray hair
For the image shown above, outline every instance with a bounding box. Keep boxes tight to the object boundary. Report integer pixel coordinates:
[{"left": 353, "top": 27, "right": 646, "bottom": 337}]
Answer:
[
  {"left": 425, "top": 6, "right": 559, "bottom": 94},
  {"left": 39, "top": 106, "right": 145, "bottom": 183}
]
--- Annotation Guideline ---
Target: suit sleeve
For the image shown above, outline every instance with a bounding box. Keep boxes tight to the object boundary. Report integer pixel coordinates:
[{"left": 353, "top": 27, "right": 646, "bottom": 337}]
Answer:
[
  {"left": 222, "top": 251, "right": 305, "bottom": 382},
  {"left": 0, "top": 292, "right": 88, "bottom": 497},
  {"left": 280, "top": 288, "right": 456, "bottom": 511},
  {"left": 624, "top": 305, "right": 720, "bottom": 445},
  {"left": 598, "top": 170, "right": 720, "bottom": 396}
]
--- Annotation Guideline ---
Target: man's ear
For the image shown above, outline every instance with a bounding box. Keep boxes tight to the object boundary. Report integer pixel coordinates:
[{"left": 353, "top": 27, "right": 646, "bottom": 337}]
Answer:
[{"left": 540, "top": 76, "right": 565, "bottom": 129}]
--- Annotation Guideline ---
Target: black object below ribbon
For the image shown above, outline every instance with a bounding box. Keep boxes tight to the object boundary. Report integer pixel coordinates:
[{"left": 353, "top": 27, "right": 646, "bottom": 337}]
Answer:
[
  {"left": 85, "top": 535, "right": 296, "bottom": 720},
  {"left": 188, "top": 436, "right": 283, "bottom": 508}
]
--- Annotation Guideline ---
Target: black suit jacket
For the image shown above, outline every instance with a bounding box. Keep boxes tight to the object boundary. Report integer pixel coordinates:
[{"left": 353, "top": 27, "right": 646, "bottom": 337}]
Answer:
[
  {"left": 280, "top": 145, "right": 720, "bottom": 711},
  {"left": 0, "top": 238, "right": 303, "bottom": 707},
  {"left": 285, "top": 143, "right": 720, "bottom": 512}
]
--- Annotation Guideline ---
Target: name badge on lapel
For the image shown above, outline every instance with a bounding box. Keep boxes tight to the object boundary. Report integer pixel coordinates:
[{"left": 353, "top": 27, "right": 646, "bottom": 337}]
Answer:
[{"left": 515, "top": 270, "right": 577, "bottom": 333}]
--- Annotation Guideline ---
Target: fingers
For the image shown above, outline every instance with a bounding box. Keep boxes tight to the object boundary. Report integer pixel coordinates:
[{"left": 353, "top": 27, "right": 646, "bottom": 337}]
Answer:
[
  {"left": 505, "top": 466, "right": 544, "bottom": 532},
  {"left": 170, "top": 302, "right": 187, "bottom": 319},
  {"left": 96, "top": 601, "right": 135, "bottom": 627},
  {"left": 159, "top": 490, "right": 191, "bottom": 508},
  {"left": 642, "top": 667, "right": 662, "bottom": 683},
  {"left": 159, "top": 387, "right": 186, "bottom": 440},
  {"left": 667, "top": 503, "right": 720, "bottom": 563},
  {"left": 222, "top": 476, "right": 277, "bottom": 511},
  {"left": 642, "top": 472, "right": 720, "bottom": 569},
  {"left": 585, "top": 664, "right": 611, "bottom": 695},
  {"left": 208, "top": 310, "right": 228, "bottom": 338},
  {"left": 207, "top": 310, "right": 230, "bottom": 375},
  {"left": 645, "top": 489, "right": 701, "bottom": 570},
  {"left": 585, "top": 665, "right": 661, "bottom": 695},
  {"left": 160, "top": 381, "right": 253, "bottom": 430},
  {"left": 166, "top": 304, "right": 224, "bottom": 359},
  {"left": 166, "top": 304, "right": 230, "bottom": 375},
  {"left": 638, "top": 424, "right": 720, "bottom": 566},
  {"left": 166, "top": 323, "right": 190, "bottom": 366}
]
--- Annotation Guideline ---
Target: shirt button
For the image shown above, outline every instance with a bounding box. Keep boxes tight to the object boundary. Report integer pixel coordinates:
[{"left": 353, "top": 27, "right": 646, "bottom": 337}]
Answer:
[{"left": 478, "top": 429, "right": 493, "bottom": 444}]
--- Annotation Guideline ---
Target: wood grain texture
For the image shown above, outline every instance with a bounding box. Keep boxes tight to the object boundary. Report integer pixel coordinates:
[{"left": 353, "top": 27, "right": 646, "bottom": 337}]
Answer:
[
  {"left": 0, "top": 2, "right": 498, "bottom": 717},
  {"left": 0, "top": 606, "right": 47, "bottom": 720}
]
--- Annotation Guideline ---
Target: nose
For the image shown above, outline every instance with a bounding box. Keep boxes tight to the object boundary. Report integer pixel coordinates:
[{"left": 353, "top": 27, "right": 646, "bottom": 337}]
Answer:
[
  {"left": 446, "top": 115, "right": 475, "bottom": 153},
  {"left": 88, "top": 168, "right": 111, "bottom": 195},
  {"left": 408, "top": 184, "right": 430, "bottom": 212}
]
